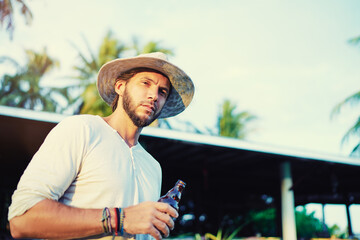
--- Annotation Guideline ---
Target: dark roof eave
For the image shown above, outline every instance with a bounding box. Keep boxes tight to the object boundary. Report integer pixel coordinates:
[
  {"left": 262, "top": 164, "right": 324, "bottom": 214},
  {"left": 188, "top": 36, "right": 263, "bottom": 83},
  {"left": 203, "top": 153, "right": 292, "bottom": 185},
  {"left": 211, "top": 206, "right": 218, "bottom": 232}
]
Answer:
[{"left": 1, "top": 105, "right": 359, "bottom": 166}]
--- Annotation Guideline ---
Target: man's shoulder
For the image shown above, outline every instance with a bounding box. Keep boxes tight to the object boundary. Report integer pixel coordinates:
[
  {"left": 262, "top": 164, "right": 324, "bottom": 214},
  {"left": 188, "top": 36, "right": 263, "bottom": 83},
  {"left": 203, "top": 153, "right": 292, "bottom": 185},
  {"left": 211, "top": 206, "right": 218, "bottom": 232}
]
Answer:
[
  {"left": 60, "top": 114, "right": 99, "bottom": 125},
  {"left": 53, "top": 114, "right": 101, "bottom": 133}
]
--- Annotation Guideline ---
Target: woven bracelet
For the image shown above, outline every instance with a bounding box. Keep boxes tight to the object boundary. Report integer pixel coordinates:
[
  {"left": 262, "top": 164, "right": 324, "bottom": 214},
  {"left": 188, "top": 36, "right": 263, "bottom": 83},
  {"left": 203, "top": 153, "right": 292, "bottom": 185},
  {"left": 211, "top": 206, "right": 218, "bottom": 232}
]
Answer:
[
  {"left": 101, "top": 207, "right": 110, "bottom": 233},
  {"left": 105, "top": 207, "right": 112, "bottom": 233}
]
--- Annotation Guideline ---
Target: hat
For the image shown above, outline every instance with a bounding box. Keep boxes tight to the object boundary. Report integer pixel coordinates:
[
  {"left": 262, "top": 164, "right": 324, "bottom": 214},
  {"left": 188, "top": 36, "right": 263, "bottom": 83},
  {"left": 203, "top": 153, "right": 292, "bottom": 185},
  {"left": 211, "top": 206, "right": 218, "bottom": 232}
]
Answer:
[{"left": 97, "top": 52, "right": 194, "bottom": 118}]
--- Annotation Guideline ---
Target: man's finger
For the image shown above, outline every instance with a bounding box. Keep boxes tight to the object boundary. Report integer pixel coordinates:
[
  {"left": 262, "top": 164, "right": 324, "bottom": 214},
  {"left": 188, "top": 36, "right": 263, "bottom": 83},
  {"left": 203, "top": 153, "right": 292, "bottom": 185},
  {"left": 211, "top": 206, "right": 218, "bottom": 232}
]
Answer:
[
  {"left": 149, "top": 225, "right": 163, "bottom": 240},
  {"left": 155, "top": 202, "right": 179, "bottom": 218},
  {"left": 155, "top": 210, "right": 175, "bottom": 230},
  {"left": 152, "top": 217, "right": 170, "bottom": 238}
]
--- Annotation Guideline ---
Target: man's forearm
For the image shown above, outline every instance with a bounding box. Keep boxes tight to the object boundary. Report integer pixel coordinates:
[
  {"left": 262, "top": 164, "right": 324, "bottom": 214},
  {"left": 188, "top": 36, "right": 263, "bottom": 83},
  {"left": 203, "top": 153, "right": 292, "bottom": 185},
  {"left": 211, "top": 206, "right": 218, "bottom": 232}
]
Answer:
[
  {"left": 10, "top": 198, "right": 106, "bottom": 239},
  {"left": 10, "top": 199, "right": 178, "bottom": 240}
]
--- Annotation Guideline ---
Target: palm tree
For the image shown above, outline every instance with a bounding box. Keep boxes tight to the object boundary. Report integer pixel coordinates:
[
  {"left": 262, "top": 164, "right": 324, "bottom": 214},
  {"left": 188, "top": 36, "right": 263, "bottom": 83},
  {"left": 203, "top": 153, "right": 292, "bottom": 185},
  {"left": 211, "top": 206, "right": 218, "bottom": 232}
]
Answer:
[
  {"left": 0, "top": 0, "right": 32, "bottom": 40},
  {"left": 0, "top": 48, "right": 68, "bottom": 112},
  {"left": 217, "top": 99, "right": 257, "bottom": 139},
  {"left": 331, "top": 35, "right": 360, "bottom": 156},
  {"left": 69, "top": 31, "right": 174, "bottom": 117},
  {"left": 68, "top": 31, "right": 128, "bottom": 116},
  {"left": 331, "top": 92, "right": 360, "bottom": 156},
  {"left": 132, "top": 37, "right": 174, "bottom": 56}
]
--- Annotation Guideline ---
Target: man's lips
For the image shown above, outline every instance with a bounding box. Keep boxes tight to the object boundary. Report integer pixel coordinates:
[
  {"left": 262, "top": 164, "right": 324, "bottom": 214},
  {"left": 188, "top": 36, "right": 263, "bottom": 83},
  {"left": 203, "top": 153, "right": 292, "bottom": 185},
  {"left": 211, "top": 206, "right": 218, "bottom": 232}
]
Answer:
[{"left": 141, "top": 104, "right": 156, "bottom": 113}]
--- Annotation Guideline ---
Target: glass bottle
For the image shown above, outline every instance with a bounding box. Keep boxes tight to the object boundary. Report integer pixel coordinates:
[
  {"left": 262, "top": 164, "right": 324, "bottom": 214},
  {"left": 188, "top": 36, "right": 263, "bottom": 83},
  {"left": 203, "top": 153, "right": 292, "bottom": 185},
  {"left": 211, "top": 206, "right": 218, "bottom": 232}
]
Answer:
[{"left": 158, "top": 179, "right": 186, "bottom": 211}]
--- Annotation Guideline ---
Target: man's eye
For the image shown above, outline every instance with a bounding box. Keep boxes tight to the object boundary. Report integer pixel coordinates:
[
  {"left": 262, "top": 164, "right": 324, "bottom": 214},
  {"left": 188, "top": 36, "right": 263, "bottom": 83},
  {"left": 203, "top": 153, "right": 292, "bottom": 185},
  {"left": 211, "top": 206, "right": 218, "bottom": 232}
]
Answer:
[{"left": 160, "top": 90, "right": 168, "bottom": 97}]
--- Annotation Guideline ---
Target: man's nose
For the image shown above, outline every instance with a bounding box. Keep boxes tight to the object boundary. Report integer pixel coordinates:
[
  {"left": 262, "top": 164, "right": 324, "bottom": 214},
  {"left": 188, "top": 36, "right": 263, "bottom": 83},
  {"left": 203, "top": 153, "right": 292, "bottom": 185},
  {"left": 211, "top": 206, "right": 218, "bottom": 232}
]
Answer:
[{"left": 148, "top": 87, "right": 158, "bottom": 102}]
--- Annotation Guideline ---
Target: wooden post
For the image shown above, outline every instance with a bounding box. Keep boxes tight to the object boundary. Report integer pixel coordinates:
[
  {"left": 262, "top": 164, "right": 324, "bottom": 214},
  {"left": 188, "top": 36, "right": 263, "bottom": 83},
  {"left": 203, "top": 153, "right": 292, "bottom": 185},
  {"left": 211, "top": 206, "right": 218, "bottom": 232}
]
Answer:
[{"left": 280, "top": 161, "right": 297, "bottom": 240}]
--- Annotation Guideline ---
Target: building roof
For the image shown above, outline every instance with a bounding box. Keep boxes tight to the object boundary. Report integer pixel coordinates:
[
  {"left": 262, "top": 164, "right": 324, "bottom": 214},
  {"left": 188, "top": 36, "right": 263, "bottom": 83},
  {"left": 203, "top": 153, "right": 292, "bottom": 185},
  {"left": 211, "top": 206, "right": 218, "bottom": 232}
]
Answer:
[
  {"left": 1, "top": 105, "right": 359, "bottom": 166},
  {"left": 1, "top": 105, "right": 360, "bottom": 209}
]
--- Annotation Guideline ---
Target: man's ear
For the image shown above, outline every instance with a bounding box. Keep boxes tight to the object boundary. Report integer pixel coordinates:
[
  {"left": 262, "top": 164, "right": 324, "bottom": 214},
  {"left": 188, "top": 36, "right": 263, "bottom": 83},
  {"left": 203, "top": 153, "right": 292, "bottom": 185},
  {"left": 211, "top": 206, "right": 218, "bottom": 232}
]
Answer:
[{"left": 114, "top": 80, "right": 126, "bottom": 96}]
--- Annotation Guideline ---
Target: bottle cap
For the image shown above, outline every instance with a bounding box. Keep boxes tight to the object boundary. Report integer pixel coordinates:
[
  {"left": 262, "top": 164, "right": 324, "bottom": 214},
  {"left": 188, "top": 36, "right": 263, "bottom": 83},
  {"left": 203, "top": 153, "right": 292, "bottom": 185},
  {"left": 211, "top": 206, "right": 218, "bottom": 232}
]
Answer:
[{"left": 177, "top": 179, "right": 186, "bottom": 186}]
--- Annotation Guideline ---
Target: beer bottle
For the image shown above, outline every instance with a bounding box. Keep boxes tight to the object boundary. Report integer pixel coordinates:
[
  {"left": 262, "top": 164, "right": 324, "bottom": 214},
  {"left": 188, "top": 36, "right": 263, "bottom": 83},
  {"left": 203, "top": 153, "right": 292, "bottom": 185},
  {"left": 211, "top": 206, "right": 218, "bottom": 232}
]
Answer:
[{"left": 158, "top": 180, "right": 186, "bottom": 211}]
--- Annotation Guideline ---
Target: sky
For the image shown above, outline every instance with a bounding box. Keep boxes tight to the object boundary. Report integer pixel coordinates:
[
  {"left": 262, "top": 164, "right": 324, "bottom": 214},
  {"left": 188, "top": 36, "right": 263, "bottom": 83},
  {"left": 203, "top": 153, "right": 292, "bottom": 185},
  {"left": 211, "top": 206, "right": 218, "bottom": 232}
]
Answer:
[{"left": 1, "top": 0, "right": 360, "bottom": 235}]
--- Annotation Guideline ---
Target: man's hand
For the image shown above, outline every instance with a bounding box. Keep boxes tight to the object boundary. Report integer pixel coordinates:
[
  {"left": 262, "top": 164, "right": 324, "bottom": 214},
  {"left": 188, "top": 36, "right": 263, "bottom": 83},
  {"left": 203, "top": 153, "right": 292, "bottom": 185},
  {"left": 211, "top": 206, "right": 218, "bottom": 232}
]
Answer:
[{"left": 123, "top": 201, "right": 179, "bottom": 240}]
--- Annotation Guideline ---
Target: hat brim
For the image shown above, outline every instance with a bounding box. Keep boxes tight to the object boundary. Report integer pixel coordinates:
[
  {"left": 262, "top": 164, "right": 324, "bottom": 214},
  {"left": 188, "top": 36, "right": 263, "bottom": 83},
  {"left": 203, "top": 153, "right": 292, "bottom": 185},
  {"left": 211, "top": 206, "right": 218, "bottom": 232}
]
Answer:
[{"left": 97, "top": 56, "right": 194, "bottom": 118}]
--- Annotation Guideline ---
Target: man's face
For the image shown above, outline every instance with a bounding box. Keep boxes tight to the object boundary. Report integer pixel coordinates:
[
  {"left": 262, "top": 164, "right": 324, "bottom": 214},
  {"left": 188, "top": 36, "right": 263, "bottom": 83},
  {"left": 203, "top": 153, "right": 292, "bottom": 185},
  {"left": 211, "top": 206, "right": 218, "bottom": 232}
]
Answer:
[{"left": 121, "top": 71, "right": 170, "bottom": 127}]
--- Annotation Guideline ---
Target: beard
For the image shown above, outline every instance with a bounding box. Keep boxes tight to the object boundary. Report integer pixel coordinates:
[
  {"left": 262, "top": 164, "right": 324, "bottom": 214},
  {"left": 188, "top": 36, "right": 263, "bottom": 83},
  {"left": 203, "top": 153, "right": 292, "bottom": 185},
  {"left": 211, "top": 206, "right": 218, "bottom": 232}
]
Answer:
[{"left": 122, "top": 87, "right": 161, "bottom": 127}]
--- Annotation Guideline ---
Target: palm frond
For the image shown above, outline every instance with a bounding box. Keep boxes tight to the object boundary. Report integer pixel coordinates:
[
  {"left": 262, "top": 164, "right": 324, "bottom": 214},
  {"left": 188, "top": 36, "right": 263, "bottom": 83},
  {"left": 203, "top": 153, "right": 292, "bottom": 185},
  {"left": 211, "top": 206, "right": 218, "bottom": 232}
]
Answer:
[
  {"left": 348, "top": 35, "right": 360, "bottom": 45},
  {"left": 81, "top": 33, "right": 99, "bottom": 70},
  {"left": 350, "top": 143, "right": 360, "bottom": 157},
  {"left": 218, "top": 99, "right": 257, "bottom": 139},
  {"left": 70, "top": 41, "right": 98, "bottom": 79},
  {"left": 0, "top": 0, "right": 34, "bottom": 39},
  {"left": 331, "top": 90, "right": 360, "bottom": 119},
  {"left": 225, "top": 225, "right": 246, "bottom": 240},
  {"left": 18, "top": 0, "right": 33, "bottom": 25},
  {"left": 341, "top": 117, "right": 360, "bottom": 144}
]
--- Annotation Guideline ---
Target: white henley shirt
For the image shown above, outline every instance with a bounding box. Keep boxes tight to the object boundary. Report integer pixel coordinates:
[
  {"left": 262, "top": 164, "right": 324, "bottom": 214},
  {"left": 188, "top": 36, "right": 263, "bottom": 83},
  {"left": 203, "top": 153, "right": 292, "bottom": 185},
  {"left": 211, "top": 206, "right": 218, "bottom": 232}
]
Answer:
[{"left": 8, "top": 115, "right": 162, "bottom": 240}]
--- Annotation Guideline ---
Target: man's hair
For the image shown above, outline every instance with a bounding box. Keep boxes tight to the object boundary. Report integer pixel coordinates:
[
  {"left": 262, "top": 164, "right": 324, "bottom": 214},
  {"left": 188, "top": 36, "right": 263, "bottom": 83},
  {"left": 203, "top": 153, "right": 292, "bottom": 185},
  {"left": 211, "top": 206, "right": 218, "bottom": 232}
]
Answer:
[{"left": 111, "top": 67, "right": 170, "bottom": 112}]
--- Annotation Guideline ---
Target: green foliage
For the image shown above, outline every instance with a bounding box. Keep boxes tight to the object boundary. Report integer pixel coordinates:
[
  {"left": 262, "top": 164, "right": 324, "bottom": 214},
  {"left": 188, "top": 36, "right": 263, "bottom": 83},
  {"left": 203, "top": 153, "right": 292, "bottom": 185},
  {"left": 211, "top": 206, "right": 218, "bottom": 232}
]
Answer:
[
  {"left": 0, "top": 0, "right": 33, "bottom": 40},
  {"left": 67, "top": 31, "right": 125, "bottom": 115},
  {"left": 247, "top": 207, "right": 326, "bottom": 238},
  {"left": 348, "top": 35, "right": 360, "bottom": 45},
  {"left": 234, "top": 207, "right": 326, "bottom": 238},
  {"left": 132, "top": 37, "right": 174, "bottom": 56},
  {"left": 295, "top": 207, "right": 324, "bottom": 238},
  {"left": 191, "top": 210, "right": 271, "bottom": 240},
  {"left": 0, "top": 30, "right": 174, "bottom": 115},
  {"left": 247, "top": 208, "right": 277, "bottom": 236},
  {"left": 69, "top": 31, "right": 174, "bottom": 116},
  {"left": 194, "top": 233, "right": 202, "bottom": 240},
  {"left": 217, "top": 99, "right": 257, "bottom": 139},
  {"left": 71, "top": 31, "right": 127, "bottom": 83},
  {"left": 203, "top": 226, "right": 244, "bottom": 240},
  {"left": 183, "top": 207, "right": 334, "bottom": 239},
  {"left": 328, "top": 224, "right": 348, "bottom": 239},
  {"left": 79, "top": 83, "right": 112, "bottom": 116},
  {"left": 331, "top": 35, "right": 360, "bottom": 156},
  {"left": 0, "top": 48, "right": 69, "bottom": 112}
]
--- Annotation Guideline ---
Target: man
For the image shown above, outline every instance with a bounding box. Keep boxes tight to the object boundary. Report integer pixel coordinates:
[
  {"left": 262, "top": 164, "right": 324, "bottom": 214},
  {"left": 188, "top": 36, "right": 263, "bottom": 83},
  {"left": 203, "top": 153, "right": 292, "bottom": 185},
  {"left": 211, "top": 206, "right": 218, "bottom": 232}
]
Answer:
[{"left": 8, "top": 52, "right": 195, "bottom": 240}]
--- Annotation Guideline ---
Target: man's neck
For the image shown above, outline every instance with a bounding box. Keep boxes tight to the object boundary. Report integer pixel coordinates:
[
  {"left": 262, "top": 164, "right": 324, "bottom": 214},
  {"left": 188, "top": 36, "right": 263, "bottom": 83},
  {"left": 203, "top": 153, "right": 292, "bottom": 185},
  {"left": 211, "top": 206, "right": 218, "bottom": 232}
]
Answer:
[{"left": 102, "top": 110, "right": 142, "bottom": 148}]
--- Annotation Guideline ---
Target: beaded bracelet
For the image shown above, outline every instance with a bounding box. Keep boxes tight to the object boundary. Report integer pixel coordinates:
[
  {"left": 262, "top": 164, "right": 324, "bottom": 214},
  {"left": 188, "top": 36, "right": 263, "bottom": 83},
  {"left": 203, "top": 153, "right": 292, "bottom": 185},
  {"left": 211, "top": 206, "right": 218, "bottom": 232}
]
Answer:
[{"left": 119, "top": 208, "right": 125, "bottom": 235}]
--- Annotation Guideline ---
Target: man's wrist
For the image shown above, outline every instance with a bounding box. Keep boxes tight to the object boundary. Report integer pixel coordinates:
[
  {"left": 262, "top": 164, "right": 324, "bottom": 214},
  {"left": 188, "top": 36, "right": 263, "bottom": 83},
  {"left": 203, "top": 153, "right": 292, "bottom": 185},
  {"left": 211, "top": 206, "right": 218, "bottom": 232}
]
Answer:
[
  {"left": 102, "top": 207, "right": 124, "bottom": 236},
  {"left": 113, "top": 207, "right": 125, "bottom": 236}
]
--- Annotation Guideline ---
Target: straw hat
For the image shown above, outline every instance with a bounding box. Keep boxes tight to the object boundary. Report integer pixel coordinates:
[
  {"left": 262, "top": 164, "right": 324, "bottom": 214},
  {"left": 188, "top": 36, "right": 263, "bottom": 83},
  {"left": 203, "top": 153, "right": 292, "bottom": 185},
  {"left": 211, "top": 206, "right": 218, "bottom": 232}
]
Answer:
[{"left": 97, "top": 52, "right": 194, "bottom": 118}]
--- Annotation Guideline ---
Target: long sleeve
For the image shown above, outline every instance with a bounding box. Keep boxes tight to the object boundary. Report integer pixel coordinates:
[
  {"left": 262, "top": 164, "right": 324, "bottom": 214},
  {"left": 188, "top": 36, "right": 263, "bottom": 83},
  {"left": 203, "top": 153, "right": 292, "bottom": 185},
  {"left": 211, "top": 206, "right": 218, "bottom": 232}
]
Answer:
[{"left": 8, "top": 116, "right": 88, "bottom": 220}]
